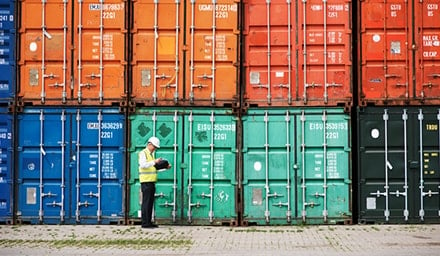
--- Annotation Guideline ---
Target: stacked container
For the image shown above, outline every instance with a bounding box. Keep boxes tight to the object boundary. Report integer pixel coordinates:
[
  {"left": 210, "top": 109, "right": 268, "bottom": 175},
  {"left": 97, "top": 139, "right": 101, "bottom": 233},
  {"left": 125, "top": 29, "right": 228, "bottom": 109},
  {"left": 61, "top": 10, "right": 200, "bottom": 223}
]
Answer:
[
  {"left": 127, "top": 0, "right": 240, "bottom": 225},
  {"left": 357, "top": 0, "right": 440, "bottom": 223},
  {"left": 239, "top": 0, "right": 353, "bottom": 225},
  {"left": 0, "top": 0, "right": 16, "bottom": 103},
  {"left": 18, "top": 0, "right": 127, "bottom": 106},
  {"left": 15, "top": 0, "right": 127, "bottom": 224}
]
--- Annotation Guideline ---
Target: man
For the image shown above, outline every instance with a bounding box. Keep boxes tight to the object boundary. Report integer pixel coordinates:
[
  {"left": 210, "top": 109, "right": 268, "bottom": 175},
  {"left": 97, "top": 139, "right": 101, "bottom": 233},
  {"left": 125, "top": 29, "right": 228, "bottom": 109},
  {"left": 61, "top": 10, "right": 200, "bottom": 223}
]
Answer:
[{"left": 138, "top": 136, "right": 170, "bottom": 228}]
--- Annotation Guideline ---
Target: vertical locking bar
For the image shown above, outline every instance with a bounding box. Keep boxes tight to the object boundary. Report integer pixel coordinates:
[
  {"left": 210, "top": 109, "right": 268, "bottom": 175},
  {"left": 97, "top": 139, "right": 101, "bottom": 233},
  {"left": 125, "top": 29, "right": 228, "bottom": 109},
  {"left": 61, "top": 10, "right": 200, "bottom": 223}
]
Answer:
[
  {"left": 187, "top": 112, "right": 194, "bottom": 223},
  {"left": 323, "top": 0, "right": 328, "bottom": 103},
  {"left": 189, "top": 0, "right": 196, "bottom": 102},
  {"left": 60, "top": 111, "right": 66, "bottom": 222},
  {"left": 39, "top": 110, "right": 45, "bottom": 222},
  {"left": 264, "top": 111, "right": 270, "bottom": 222},
  {"left": 286, "top": 0, "right": 292, "bottom": 104},
  {"left": 302, "top": 0, "right": 308, "bottom": 103},
  {"left": 173, "top": 0, "right": 180, "bottom": 102},
  {"left": 383, "top": 109, "right": 390, "bottom": 221},
  {"left": 210, "top": 0, "right": 217, "bottom": 104},
  {"left": 172, "top": 111, "right": 178, "bottom": 222},
  {"left": 41, "top": 0, "right": 47, "bottom": 103},
  {"left": 153, "top": 0, "right": 159, "bottom": 103},
  {"left": 75, "top": 110, "right": 81, "bottom": 222},
  {"left": 78, "top": 0, "right": 83, "bottom": 102},
  {"left": 285, "top": 111, "right": 291, "bottom": 222},
  {"left": 266, "top": 0, "right": 272, "bottom": 104},
  {"left": 98, "top": 0, "right": 104, "bottom": 102},
  {"left": 402, "top": 109, "right": 409, "bottom": 221},
  {"left": 62, "top": 0, "right": 68, "bottom": 102},
  {"left": 300, "top": 110, "right": 307, "bottom": 221},
  {"left": 322, "top": 111, "right": 328, "bottom": 221},
  {"left": 151, "top": 111, "right": 157, "bottom": 222},
  {"left": 418, "top": 109, "right": 425, "bottom": 221},
  {"left": 97, "top": 111, "right": 103, "bottom": 222},
  {"left": 209, "top": 112, "right": 215, "bottom": 222}
]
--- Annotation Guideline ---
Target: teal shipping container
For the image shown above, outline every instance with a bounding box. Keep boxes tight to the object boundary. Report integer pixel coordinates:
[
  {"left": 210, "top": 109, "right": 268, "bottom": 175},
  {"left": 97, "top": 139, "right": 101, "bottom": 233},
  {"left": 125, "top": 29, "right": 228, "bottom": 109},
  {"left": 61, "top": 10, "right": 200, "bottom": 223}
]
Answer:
[
  {"left": 128, "top": 108, "right": 237, "bottom": 225},
  {"left": 358, "top": 107, "right": 440, "bottom": 224},
  {"left": 16, "top": 107, "right": 126, "bottom": 224},
  {"left": 242, "top": 108, "right": 352, "bottom": 225}
]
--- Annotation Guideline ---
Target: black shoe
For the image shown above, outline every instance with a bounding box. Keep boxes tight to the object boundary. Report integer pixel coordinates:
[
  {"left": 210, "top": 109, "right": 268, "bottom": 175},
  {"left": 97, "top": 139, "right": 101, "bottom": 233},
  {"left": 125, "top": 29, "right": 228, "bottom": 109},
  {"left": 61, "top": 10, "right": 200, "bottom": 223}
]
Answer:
[{"left": 142, "top": 224, "right": 158, "bottom": 228}]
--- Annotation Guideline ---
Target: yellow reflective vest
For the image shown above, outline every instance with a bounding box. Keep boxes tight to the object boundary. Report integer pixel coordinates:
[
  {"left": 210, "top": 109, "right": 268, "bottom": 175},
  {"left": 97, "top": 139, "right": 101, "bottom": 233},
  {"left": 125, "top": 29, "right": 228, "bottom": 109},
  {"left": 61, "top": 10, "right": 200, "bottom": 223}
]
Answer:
[{"left": 139, "top": 148, "right": 157, "bottom": 183}]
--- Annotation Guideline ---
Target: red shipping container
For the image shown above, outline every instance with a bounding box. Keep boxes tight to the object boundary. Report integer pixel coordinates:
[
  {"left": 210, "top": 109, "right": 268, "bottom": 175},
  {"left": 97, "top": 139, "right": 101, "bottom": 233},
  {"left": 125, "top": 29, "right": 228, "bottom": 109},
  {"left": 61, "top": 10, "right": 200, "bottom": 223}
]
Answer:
[
  {"left": 130, "top": 0, "right": 239, "bottom": 107},
  {"left": 359, "top": 0, "right": 440, "bottom": 106},
  {"left": 414, "top": 0, "right": 440, "bottom": 103},
  {"left": 243, "top": 0, "right": 352, "bottom": 108},
  {"left": 18, "top": 0, "right": 128, "bottom": 106}
]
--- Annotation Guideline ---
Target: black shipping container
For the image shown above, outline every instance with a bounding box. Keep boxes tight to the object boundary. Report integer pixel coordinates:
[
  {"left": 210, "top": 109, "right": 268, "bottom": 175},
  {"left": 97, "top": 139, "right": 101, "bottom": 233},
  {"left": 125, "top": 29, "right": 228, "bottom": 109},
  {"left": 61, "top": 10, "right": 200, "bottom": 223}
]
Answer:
[{"left": 358, "top": 107, "right": 440, "bottom": 224}]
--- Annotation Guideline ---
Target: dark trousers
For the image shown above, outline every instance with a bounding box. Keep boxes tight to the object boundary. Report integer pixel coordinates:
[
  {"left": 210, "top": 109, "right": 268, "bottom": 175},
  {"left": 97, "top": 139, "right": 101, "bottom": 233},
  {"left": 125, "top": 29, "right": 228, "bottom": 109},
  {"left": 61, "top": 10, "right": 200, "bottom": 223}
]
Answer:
[{"left": 141, "top": 182, "right": 156, "bottom": 226}]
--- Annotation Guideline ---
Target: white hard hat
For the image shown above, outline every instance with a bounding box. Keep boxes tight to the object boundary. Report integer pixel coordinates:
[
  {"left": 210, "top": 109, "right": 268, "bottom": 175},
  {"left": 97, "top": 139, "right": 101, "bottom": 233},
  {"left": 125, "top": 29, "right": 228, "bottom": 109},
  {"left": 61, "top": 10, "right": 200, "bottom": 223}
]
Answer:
[{"left": 147, "top": 136, "right": 160, "bottom": 148}]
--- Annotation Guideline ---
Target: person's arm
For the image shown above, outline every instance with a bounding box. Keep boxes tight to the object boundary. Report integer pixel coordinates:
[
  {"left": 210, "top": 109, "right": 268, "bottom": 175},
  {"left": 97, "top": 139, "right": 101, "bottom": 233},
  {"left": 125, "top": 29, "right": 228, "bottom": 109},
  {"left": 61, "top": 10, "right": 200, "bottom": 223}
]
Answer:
[{"left": 138, "top": 151, "right": 158, "bottom": 169}]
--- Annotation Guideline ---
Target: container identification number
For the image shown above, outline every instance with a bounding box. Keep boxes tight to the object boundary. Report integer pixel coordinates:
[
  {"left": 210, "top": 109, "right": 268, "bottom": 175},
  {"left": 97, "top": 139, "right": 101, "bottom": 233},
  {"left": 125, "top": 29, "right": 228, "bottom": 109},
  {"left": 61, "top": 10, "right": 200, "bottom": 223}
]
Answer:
[
  {"left": 426, "top": 124, "right": 438, "bottom": 131},
  {"left": 427, "top": 4, "right": 438, "bottom": 17}
]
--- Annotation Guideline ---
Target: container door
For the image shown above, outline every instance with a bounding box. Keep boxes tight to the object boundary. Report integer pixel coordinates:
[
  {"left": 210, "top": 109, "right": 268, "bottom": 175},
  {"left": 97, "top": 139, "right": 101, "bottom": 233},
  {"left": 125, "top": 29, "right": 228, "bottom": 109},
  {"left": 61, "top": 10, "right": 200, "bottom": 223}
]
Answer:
[
  {"left": 131, "top": 0, "right": 184, "bottom": 105},
  {"left": 414, "top": 1, "right": 440, "bottom": 103},
  {"left": 73, "top": 0, "right": 127, "bottom": 104},
  {"left": 358, "top": 107, "right": 440, "bottom": 223},
  {"left": 0, "top": 110, "right": 13, "bottom": 223},
  {"left": 19, "top": 0, "right": 72, "bottom": 104},
  {"left": 358, "top": 108, "right": 414, "bottom": 222},
  {"left": 296, "top": 109, "right": 351, "bottom": 224},
  {"left": 186, "top": 0, "right": 239, "bottom": 105},
  {"left": 243, "top": 0, "right": 296, "bottom": 106},
  {"left": 242, "top": 110, "right": 295, "bottom": 225},
  {"left": 298, "top": 0, "right": 352, "bottom": 105},
  {"left": 359, "top": 0, "right": 411, "bottom": 104},
  {"left": 128, "top": 109, "right": 183, "bottom": 224},
  {"left": 0, "top": 0, "right": 16, "bottom": 101},
  {"left": 184, "top": 110, "right": 237, "bottom": 225},
  {"left": 414, "top": 109, "right": 440, "bottom": 222},
  {"left": 17, "top": 109, "right": 70, "bottom": 224},
  {"left": 72, "top": 109, "right": 125, "bottom": 224}
]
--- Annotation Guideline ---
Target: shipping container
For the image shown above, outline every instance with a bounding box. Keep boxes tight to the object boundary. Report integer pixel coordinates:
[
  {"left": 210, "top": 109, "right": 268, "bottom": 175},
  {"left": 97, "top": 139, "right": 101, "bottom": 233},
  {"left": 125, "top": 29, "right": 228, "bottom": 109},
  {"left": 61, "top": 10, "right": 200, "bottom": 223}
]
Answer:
[
  {"left": 359, "top": 0, "right": 440, "bottom": 106},
  {"left": 128, "top": 108, "right": 237, "bottom": 225},
  {"left": 0, "top": 0, "right": 16, "bottom": 102},
  {"left": 130, "top": 0, "right": 239, "bottom": 107},
  {"left": 0, "top": 107, "right": 13, "bottom": 224},
  {"left": 18, "top": 0, "right": 127, "bottom": 106},
  {"left": 358, "top": 107, "right": 440, "bottom": 224},
  {"left": 242, "top": 108, "right": 351, "bottom": 225},
  {"left": 16, "top": 107, "right": 125, "bottom": 224},
  {"left": 242, "top": 0, "right": 352, "bottom": 108}
]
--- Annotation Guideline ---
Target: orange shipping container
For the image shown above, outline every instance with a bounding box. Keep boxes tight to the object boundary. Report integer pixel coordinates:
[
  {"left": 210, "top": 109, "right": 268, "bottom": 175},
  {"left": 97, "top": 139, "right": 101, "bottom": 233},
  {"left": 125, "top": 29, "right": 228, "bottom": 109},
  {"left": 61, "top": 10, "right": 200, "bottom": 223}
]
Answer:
[
  {"left": 18, "top": 0, "right": 128, "bottom": 106},
  {"left": 359, "top": 0, "right": 440, "bottom": 106},
  {"left": 130, "top": 0, "right": 239, "bottom": 107},
  {"left": 243, "top": 0, "right": 352, "bottom": 108}
]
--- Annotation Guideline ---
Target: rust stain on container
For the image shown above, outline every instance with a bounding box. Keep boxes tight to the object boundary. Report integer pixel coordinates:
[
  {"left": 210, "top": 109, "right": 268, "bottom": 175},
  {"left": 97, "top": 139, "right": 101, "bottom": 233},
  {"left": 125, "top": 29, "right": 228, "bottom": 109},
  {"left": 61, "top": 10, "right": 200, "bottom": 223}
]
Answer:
[
  {"left": 243, "top": 0, "right": 352, "bottom": 107},
  {"left": 359, "top": 0, "right": 440, "bottom": 106},
  {"left": 130, "top": 0, "right": 239, "bottom": 107},
  {"left": 18, "top": 0, "right": 128, "bottom": 106}
]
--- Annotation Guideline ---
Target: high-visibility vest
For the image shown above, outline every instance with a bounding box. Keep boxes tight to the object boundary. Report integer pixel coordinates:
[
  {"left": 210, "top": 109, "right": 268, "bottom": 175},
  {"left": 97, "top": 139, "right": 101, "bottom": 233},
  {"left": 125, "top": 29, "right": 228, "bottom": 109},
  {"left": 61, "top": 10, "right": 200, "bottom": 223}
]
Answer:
[{"left": 139, "top": 149, "right": 157, "bottom": 183}]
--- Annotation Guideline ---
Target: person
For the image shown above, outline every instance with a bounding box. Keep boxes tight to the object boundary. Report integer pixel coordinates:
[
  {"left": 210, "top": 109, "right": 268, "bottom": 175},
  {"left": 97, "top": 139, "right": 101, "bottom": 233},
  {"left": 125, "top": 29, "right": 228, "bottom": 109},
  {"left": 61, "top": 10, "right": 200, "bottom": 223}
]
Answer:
[{"left": 138, "top": 136, "right": 171, "bottom": 228}]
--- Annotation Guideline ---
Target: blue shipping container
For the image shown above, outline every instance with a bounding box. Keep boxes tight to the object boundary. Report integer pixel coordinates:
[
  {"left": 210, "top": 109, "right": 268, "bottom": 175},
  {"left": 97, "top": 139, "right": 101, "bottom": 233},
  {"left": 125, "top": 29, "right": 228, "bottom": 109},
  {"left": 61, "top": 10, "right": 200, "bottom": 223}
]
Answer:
[
  {"left": 0, "top": 0, "right": 16, "bottom": 101},
  {"left": 16, "top": 107, "right": 125, "bottom": 224},
  {"left": 0, "top": 107, "right": 13, "bottom": 223}
]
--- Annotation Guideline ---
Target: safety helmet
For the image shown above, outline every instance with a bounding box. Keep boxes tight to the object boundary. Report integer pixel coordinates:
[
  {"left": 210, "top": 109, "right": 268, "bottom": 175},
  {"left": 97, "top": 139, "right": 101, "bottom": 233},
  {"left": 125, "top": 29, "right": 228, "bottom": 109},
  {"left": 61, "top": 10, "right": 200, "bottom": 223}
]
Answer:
[{"left": 147, "top": 136, "right": 160, "bottom": 148}]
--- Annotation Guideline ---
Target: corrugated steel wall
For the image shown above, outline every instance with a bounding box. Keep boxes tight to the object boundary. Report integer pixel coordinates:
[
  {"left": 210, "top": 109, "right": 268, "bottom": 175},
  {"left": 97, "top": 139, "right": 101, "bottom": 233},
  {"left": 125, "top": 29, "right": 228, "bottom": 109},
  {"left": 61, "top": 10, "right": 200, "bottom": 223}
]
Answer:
[{"left": 2, "top": 0, "right": 439, "bottom": 226}]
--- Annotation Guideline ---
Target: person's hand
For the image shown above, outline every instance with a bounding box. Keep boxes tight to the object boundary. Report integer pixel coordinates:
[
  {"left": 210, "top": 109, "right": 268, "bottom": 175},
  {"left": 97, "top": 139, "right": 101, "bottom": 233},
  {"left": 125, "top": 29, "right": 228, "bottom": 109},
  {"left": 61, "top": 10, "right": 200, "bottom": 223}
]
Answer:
[
  {"left": 155, "top": 158, "right": 162, "bottom": 164},
  {"left": 166, "top": 164, "right": 172, "bottom": 169}
]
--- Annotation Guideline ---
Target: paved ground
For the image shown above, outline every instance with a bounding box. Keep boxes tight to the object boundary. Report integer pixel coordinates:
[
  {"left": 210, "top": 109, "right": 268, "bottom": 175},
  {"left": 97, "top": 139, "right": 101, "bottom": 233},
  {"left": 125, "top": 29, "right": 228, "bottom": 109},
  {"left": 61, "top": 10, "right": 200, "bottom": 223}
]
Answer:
[{"left": 0, "top": 224, "right": 439, "bottom": 255}]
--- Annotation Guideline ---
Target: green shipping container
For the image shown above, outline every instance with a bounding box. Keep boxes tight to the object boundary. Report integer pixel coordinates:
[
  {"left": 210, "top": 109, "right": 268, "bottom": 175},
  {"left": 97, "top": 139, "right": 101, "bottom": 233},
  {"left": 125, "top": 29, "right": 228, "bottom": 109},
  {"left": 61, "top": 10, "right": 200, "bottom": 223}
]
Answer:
[
  {"left": 242, "top": 108, "right": 351, "bottom": 225},
  {"left": 358, "top": 107, "right": 440, "bottom": 224},
  {"left": 128, "top": 108, "right": 237, "bottom": 225}
]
